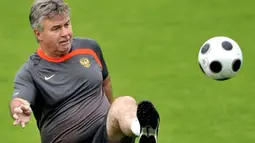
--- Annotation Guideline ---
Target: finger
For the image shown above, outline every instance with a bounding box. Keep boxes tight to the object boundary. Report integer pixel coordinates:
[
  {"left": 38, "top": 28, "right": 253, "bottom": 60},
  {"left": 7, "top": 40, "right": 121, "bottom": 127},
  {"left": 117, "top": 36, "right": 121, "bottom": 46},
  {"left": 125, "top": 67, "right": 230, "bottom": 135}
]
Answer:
[
  {"left": 13, "top": 119, "right": 20, "bottom": 126},
  {"left": 21, "top": 121, "right": 26, "bottom": 128},
  {"left": 13, "top": 113, "right": 19, "bottom": 120},
  {"left": 20, "top": 105, "right": 29, "bottom": 110},
  {"left": 14, "top": 107, "right": 23, "bottom": 114},
  {"left": 21, "top": 105, "right": 32, "bottom": 114},
  {"left": 24, "top": 108, "right": 32, "bottom": 114}
]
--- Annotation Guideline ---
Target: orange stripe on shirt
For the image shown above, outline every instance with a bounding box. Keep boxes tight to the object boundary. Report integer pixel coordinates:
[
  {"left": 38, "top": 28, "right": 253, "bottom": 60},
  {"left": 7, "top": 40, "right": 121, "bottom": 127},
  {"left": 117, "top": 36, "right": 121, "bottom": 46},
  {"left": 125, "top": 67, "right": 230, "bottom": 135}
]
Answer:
[{"left": 37, "top": 48, "right": 102, "bottom": 68}]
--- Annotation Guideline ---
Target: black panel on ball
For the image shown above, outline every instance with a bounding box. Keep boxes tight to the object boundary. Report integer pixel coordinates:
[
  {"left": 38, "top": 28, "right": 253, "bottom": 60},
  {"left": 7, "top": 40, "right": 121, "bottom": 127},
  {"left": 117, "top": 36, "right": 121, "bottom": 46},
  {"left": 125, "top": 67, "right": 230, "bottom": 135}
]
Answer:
[
  {"left": 216, "top": 78, "right": 230, "bottom": 81},
  {"left": 210, "top": 61, "right": 222, "bottom": 73},
  {"left": 222, "top": 41, "right": 233, "bottom": 51},
  {"left": 232, "top": 59, "right": 241, "bottom": 72},
  {"left": 199, "top": 63, "right": 205, "bottom": 74},
  {"left": 201, "top": 43, "right": 210, "bottom": 54}
]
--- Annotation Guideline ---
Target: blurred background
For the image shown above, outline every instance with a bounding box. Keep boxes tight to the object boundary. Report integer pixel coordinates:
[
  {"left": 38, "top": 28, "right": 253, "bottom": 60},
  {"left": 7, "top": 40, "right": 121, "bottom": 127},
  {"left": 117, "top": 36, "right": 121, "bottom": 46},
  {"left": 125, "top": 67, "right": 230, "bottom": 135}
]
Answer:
[{"left": 0, "top": 0, "right": 255, "bottom": 142}]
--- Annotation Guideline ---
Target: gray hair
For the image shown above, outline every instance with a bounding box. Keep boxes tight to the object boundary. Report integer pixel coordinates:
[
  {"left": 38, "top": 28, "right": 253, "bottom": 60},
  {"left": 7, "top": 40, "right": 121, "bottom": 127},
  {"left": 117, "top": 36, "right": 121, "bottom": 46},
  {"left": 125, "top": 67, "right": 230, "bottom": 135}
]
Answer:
[{"left": 29, "top": 0, "right": 70, "bottom": 32}]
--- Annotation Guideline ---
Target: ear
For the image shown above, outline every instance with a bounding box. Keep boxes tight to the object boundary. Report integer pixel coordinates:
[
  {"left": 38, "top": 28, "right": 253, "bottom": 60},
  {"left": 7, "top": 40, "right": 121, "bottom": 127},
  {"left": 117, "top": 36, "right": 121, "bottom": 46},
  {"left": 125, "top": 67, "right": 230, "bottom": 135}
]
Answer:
[{"left": 34, "top": 29, "right": 43, "bottom": 42}]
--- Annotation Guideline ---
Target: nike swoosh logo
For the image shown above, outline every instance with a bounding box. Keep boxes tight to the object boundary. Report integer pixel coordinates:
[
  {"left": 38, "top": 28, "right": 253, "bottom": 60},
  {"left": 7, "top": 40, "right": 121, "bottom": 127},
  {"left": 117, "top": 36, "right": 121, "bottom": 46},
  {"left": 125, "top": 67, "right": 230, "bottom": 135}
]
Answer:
[
  {"left": 45, "top": 74, "right": 55, "bottom": 80},
  {"left": 13, "top": 92, "right": 19, "bottom": 96}
]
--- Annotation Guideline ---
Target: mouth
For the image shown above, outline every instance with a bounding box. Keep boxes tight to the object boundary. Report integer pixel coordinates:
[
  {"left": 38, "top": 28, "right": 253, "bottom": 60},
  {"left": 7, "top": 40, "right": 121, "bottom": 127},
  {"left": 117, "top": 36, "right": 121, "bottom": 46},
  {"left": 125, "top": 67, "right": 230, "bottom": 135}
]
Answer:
[{"left": 59, "top": 40, "right": 69, "bottom": 45}]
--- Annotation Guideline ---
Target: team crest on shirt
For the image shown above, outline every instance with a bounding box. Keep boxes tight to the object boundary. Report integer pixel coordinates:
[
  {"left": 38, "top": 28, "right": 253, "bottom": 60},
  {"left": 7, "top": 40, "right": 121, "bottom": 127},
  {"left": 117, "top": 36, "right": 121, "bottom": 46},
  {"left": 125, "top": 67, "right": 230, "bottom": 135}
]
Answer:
[{"left": 80, "top": 58, "right": 90, "bottom": 68}]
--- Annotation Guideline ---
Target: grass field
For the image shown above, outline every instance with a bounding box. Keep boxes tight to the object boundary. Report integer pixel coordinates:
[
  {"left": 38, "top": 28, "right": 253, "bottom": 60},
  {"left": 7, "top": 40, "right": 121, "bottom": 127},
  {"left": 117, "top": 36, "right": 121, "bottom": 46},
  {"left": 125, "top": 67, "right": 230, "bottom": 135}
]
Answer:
[{"left": 1, "top": 0, "right": 255, "bottom": 142}]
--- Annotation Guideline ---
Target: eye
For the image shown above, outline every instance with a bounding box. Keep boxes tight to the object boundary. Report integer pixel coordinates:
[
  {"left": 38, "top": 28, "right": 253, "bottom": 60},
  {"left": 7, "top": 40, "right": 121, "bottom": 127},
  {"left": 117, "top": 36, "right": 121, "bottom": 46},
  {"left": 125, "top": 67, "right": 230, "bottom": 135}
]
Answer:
[
  {"left": 52, "top": 26, "right": 60, "bottom": 31},
  {"left": 64, "top": 22, "right": 70, "bottom": 27}
]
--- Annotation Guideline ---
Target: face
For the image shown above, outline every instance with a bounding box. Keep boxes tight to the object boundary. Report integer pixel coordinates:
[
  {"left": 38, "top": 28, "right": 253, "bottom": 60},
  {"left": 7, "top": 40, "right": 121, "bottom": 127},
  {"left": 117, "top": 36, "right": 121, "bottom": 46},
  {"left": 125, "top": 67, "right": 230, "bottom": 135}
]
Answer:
[{"left": 35, "top": 14, "right": 73, "bottom": 57}]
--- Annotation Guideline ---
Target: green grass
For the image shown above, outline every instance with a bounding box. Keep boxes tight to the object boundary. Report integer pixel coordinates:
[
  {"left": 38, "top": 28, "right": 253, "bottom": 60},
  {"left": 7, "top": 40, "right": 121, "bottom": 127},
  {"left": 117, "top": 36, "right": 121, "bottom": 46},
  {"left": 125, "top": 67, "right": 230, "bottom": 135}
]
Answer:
[{"left": 0, "top": 0, "right": 255, "bottom": 142}]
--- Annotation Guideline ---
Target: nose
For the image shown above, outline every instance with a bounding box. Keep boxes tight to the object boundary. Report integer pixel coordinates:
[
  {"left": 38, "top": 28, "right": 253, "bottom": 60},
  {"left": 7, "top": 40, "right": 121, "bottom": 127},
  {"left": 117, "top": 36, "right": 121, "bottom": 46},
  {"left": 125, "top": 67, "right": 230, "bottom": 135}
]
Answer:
[{"left": 60, "top": 27, "right": 69, "bottom": 37}]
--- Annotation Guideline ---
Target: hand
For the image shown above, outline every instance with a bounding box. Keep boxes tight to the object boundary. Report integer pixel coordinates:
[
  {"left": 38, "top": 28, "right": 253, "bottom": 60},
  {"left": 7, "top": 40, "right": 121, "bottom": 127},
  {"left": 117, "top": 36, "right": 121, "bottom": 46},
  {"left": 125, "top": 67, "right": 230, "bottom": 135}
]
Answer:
[{"left": 12, "top": 104, "right": 32, "bottom": 128}]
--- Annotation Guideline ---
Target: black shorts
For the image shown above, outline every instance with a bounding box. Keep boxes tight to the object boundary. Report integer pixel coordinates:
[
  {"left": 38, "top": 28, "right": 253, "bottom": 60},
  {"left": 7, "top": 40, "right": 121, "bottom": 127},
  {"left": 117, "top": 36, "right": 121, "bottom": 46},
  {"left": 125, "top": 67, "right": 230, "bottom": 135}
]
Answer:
[{"left": 91, "top": 115, "right": 136, "bottom": 143}]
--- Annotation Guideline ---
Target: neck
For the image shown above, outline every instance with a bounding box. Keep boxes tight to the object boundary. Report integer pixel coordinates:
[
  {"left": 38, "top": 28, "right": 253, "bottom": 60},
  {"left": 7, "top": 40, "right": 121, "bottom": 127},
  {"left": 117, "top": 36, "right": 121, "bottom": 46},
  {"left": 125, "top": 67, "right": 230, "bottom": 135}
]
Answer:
[
  {"left": 43, "top": 49, "right": 62, "bottom": 58},
  {"left": 39, "top": 46, "right": 66, "bottom": 58},
  {"left": 45, "top": 51, "right": 65, "bottom": 58}
]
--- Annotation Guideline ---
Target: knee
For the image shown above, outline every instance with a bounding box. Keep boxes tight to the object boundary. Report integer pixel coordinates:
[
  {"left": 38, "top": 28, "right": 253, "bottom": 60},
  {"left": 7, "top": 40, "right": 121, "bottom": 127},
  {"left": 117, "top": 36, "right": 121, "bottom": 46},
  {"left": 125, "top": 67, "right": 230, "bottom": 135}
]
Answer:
[{"left": 112, "top": 96, "right": 136, "bottom": 106}]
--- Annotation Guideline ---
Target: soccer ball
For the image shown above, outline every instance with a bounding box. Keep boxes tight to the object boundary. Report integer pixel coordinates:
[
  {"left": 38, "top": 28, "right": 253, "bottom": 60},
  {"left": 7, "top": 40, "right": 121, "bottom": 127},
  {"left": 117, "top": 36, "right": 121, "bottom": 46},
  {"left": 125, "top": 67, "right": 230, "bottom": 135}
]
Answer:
[{"left": 198, "top": 36, "right": 243, "bottom": 81}]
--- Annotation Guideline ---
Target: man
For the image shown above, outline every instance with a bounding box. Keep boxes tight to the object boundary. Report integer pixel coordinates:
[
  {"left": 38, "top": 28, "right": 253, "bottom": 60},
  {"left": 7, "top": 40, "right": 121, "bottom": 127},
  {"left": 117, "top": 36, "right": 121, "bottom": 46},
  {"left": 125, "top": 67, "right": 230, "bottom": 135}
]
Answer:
[{"left": 9, "top": 0, "right": 160, "bottom": 143}]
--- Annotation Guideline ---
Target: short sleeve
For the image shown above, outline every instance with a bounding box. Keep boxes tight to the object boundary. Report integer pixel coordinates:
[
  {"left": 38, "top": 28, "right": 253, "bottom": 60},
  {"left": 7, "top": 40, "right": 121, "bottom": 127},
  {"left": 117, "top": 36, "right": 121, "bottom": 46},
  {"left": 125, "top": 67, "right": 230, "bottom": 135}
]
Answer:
[
  {"left": 12, "top": 63, "right": 37, "bottom": 106},
  {"left": 92, "top": 41, "right": 109, "bottom": 80}
]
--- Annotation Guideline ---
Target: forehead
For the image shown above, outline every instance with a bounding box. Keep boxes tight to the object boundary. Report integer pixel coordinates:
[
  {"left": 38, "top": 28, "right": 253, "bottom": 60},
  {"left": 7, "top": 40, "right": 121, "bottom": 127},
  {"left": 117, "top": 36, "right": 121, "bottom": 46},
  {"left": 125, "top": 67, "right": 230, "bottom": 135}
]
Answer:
[{"left": 42, "top": 14, "right": 70, "bottom": 28}]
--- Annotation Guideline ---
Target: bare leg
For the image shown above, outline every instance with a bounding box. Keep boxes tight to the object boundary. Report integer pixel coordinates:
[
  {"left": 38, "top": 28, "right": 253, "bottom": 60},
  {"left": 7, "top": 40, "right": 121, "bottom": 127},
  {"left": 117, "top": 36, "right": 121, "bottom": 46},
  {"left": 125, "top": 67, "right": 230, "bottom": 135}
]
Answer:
[
  {"left": 106, "top": 96, "right": 137, "bottom": 141},
  {"left": 106, "top": 96, "right": 160, "bottom": 143}
]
